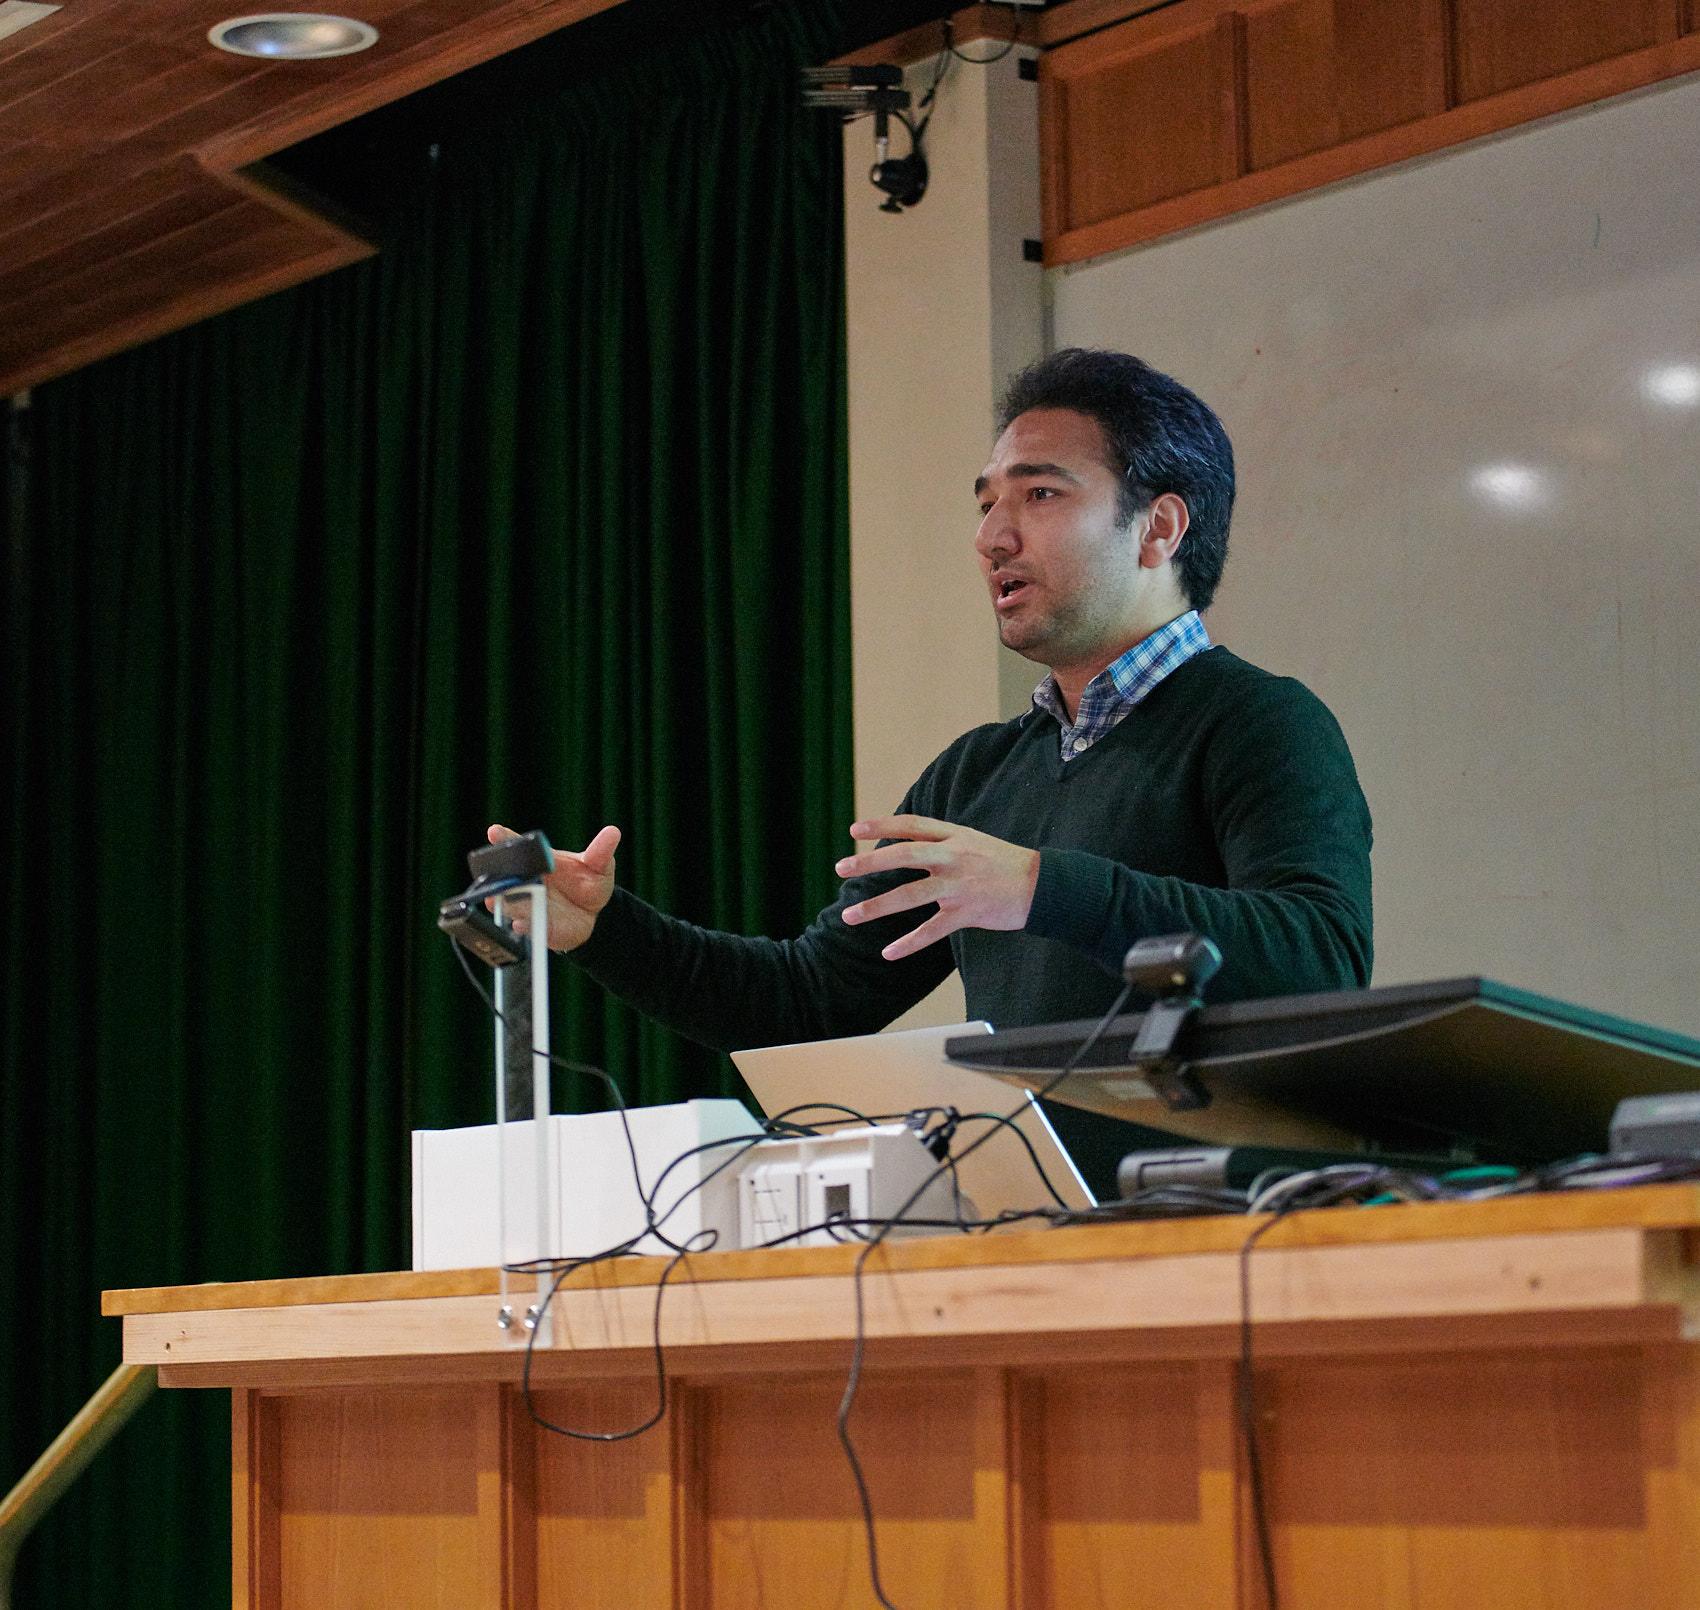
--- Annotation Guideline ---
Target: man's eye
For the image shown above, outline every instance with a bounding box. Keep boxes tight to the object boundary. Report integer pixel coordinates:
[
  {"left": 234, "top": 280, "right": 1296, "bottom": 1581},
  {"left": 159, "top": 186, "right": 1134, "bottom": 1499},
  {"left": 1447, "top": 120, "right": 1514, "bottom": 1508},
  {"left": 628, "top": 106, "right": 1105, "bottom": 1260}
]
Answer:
[
  {"left": 978, "top": 502, "right": 994, "bottom": 516},
  {"left": 1030, "top": 486, "right": 1059, "bottom": 500}
]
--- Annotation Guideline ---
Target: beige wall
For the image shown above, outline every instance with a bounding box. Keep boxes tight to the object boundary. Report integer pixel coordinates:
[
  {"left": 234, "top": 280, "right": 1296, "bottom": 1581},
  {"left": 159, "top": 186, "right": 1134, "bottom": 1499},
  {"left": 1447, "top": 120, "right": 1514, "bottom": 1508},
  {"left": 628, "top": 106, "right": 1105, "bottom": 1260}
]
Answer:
[
  {"left": 843, "top": 42, "right": 1041, "bottom": 1028},
  {"left": 1051, "top": 73, "right": 1700, "bottom": 1037}
]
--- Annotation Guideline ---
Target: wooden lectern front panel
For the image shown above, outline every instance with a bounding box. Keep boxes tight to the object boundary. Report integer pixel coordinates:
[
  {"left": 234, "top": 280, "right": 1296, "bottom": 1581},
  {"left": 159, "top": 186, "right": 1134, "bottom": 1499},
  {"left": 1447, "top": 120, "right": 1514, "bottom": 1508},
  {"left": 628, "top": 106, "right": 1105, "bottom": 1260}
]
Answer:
[
  {"left": 237, "top": 1386, "right": 509, "bottom": 1610},
  {"left": 691, "top": 1369, "right": 996, "bottom": 1609},
  {"left": 233, "top": 1344, "right": 1700, "bottom": 1608},
  {"left": 1020, "top": 1362, "right": 1241, "bottom": 1610},
  {"left": 1258, "top": 1345, "right": 1699, "bottom": 1610},
  {"left": 529, "top": 1382, "right": 676, "bottom": 1609}
]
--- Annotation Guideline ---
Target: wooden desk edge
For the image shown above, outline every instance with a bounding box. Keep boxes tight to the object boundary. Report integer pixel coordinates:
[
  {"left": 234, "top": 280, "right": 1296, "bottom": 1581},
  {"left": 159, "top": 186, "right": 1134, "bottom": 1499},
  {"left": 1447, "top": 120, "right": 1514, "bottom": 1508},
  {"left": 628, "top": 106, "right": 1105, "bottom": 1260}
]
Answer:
[{"left": 103, "top": 1182, "right": 1700, "bottom": 1317}]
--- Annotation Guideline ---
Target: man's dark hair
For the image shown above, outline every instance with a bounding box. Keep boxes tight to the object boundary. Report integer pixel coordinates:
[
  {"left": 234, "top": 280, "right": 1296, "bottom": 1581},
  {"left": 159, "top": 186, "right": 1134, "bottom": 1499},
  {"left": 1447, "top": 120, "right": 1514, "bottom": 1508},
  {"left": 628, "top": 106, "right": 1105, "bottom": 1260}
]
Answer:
[{"left": 996, "top": 348, "right": 1236, "bottom": 611}]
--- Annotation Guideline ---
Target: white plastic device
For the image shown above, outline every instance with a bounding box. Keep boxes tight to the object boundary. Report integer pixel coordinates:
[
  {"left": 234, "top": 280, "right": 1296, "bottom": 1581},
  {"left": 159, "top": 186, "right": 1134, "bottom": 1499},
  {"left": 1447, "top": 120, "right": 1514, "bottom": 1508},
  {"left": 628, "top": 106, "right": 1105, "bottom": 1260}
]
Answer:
[
  {"left": 413, "top": 1098, "right": 765, "bottom": 1268},
  {"left": 736, "top": 1123, "right": 968, "bottom": 1249}
]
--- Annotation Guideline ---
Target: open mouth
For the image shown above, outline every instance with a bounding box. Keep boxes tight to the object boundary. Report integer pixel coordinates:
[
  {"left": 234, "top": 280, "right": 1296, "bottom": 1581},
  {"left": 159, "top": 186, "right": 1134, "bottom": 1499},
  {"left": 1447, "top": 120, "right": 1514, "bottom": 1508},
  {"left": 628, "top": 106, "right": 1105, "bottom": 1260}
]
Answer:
[{"left": 995, "top": 576, "right": 1031, "bottom": 608}]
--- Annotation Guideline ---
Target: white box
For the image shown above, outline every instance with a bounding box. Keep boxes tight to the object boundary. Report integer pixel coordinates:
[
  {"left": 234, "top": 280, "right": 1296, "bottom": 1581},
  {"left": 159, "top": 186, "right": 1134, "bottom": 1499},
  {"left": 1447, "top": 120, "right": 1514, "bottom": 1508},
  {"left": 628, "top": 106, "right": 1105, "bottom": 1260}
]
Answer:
[
  {"left": 411, "top": 1099, "right": 764, "bottom": 1269},
  {"left": 738, "top": 1124, "right": 963, "bottom": 1249}
]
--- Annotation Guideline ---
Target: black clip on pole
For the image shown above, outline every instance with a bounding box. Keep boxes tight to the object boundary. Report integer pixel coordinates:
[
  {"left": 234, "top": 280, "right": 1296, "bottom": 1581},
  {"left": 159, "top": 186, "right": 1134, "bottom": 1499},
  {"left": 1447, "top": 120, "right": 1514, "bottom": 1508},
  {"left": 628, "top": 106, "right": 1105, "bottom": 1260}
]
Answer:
[{"left": 1120, "top": 933, "right": 1223, "bottom": 1113}]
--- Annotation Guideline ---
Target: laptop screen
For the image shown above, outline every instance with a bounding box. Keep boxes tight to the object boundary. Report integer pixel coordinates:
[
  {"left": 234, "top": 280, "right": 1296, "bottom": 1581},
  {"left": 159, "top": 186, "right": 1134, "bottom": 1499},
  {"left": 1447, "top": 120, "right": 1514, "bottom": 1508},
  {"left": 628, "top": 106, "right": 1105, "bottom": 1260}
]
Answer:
[{"left": 732, "top": 1021, "right": 1096, "bottom": 1219}]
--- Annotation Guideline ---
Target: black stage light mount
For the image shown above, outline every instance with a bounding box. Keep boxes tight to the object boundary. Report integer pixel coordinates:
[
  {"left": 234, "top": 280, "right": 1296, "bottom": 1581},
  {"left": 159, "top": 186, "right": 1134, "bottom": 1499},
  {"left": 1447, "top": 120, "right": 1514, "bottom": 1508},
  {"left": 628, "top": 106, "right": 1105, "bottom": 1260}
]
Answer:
[{"left": 801, "top": 63, "right": 929, "bottom": 214}]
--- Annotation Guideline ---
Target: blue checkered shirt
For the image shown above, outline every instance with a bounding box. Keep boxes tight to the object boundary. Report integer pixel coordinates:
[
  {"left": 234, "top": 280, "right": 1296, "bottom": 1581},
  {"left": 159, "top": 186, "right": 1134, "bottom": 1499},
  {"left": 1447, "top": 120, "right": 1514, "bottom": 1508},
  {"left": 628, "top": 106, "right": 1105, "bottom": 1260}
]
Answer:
[{"left": 1033, "top": 610, "right": 1212, "bottom": 761}]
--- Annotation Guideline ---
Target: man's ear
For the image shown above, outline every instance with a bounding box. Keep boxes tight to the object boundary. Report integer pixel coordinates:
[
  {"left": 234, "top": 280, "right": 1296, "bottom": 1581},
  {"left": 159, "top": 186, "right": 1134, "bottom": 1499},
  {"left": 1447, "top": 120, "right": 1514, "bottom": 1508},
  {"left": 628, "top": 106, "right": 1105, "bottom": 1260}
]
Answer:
[{"left": 1138, "top": 492, "right": 1190, "bottom": 569}]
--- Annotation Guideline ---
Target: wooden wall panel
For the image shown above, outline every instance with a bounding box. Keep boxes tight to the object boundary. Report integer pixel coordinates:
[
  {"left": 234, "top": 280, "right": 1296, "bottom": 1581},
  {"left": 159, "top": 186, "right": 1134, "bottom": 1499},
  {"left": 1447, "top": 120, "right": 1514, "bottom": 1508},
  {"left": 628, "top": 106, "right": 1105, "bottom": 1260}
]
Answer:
[
  {"left": 1042, "top": 0, "right": 1700, "bottom": 266},
  {"left": 1240, "top": 0, "right": 1449, "bottom": 171},
  {"left": 224, "top": 1350, "right": 1700, "bottom": 1609},
  {"left": 1049, "top": 15, "right": 1242, "bottom": 232},
  {"left": 1452, "top": 0, "right": 1674, "bottom": 103},
  {"left": 233, "top": 1390, "right": 282, "bottom": 1610}
]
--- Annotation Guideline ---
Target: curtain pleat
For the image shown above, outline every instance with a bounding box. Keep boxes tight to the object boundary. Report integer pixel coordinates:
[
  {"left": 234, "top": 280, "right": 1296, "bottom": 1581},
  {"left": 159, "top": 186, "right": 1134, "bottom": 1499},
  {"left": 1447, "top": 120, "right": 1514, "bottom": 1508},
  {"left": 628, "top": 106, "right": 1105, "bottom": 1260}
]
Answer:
[{"left": 0, "top": 3, "right": 848, "bottom": 1602}]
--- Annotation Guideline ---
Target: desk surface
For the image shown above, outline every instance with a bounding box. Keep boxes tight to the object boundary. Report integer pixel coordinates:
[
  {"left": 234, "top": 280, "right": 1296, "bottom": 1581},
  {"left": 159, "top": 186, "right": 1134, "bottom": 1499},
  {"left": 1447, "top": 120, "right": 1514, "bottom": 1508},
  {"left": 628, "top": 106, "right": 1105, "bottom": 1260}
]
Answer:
[{"left": 106, "top": 1184, "right": 1700, "bottom": 1390}]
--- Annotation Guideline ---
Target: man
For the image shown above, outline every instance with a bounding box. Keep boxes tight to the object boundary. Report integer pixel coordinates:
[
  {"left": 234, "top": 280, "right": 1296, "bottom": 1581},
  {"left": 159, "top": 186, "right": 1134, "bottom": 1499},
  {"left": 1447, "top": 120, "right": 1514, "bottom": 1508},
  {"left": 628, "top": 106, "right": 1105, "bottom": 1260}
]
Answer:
[{"left": 493, "top": 349, "right": 1372, "bottom": 1190}]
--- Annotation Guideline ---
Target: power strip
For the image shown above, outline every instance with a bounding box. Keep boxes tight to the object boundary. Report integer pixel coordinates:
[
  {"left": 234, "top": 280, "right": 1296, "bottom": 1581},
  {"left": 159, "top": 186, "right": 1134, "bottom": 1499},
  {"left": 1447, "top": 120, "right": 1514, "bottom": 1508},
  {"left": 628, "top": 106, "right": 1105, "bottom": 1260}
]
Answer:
[{"left": 738, "top": 1124, "right": 970, "bottom": 1248}]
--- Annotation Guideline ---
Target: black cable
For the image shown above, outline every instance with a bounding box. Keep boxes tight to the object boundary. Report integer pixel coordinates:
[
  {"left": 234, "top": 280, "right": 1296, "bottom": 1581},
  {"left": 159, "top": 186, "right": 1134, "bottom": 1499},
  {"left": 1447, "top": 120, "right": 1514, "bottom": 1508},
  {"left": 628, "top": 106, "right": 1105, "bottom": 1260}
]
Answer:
[
  {"left": 914, "top": 27, "right": 951, "bottom": 118},
  {"left": 750, "top": 1210, "right": 1049, "bottom": 1251},
  {"left": 1237, "top": 1208, "right": 1286, "bottom": 1610},
  {"left": 764, "top": 1101, "right": 883, "bottom": 1131},
  {"left": 1050, "top": 1183, "right": 1249, "bottom": 1222},
  {"left": 942, "top": 1107, "right": 1074, "bottom": 1211},
  {"left": 944, "top": 12, "right": 1020, "bottom": 67},
  {"left": 455, "top": 937, "right": 1057, "bottom": 1460},
  {"left": 452, "top": 936, "right": 724, "bottom": 1443},
  {"left": 521, "top": 1229, "right": 716, "bottom": 1442},
  {"left": 834, "top": 979, "right": 1136, "bottom": 1610},
  {"left": 1235, "top": 1163, "right": 1398, "bottom": 1610},
  {"left": 910, "top": 12, "right": 1020, "bottom": 152},
  {"left": 451, "top": 939, "right": 661, "bottom": 1234}
]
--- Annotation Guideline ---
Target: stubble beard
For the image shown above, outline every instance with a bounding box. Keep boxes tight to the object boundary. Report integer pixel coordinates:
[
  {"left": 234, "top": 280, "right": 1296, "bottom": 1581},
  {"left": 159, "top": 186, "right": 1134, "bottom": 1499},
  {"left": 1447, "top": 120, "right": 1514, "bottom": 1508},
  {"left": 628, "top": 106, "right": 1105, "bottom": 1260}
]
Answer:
[{"left": 997, "top": 606, "right": 1098, "bottom": 672}]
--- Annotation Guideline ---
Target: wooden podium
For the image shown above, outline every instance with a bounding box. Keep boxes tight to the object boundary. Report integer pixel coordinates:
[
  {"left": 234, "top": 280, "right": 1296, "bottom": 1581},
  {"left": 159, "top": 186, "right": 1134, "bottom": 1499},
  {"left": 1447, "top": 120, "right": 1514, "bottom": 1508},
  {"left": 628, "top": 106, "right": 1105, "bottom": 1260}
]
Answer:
[{"left": 107, "top": 1185, "right": 1700, "bottom": 1609}]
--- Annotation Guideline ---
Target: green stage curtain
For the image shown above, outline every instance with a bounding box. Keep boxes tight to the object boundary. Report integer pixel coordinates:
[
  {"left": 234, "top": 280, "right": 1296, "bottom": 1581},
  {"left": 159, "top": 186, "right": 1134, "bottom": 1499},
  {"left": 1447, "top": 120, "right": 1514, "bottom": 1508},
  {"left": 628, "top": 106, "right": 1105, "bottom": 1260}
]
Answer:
[{"left": 0, "top": 2, "right": 848, "bottom": 1602}]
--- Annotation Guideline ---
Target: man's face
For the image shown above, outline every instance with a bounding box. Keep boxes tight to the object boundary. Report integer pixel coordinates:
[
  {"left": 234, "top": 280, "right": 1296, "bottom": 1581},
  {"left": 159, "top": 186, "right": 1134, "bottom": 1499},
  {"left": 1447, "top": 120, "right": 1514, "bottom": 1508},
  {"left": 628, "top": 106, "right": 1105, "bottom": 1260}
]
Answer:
[{"left": 973, "top": 407, "right": 1148, "bottom": 670}]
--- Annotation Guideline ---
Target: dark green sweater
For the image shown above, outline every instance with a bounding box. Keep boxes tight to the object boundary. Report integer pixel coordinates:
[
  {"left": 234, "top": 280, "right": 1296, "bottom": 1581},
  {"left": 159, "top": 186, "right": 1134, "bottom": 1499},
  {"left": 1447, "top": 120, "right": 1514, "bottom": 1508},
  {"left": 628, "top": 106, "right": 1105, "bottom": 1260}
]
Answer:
[{"left": 575, "top": 647, "right": 1373, "bottom": 1046}]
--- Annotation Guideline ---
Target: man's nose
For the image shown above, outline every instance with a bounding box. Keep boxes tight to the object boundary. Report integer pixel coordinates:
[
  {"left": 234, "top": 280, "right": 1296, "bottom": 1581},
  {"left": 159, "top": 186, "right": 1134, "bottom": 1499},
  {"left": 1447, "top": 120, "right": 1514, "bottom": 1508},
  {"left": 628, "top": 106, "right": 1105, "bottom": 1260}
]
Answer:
[{"left": 975, "top": 496, "right": 1019, "bottom": 561}]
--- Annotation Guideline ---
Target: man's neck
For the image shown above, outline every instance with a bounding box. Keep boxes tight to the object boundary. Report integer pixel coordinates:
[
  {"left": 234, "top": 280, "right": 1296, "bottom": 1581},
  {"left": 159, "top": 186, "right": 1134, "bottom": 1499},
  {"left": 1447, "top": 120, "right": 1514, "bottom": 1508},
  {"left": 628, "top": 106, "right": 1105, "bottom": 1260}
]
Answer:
[{"left": 1048, "top": 607, "right": 1194, "bottom": 721}]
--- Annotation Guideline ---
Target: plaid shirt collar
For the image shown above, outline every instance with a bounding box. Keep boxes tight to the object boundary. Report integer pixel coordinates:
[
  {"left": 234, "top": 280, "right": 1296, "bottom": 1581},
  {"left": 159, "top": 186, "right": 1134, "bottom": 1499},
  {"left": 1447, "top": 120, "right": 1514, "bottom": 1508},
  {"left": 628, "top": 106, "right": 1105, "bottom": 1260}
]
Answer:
[{"left": 1032, "top": 610, "right": 1211, "bottom": 761}]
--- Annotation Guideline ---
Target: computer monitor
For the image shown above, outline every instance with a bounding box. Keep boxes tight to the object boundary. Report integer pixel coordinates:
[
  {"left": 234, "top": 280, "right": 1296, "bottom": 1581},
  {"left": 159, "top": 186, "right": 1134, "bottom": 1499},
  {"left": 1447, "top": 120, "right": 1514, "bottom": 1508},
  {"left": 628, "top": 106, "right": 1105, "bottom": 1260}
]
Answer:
[{"left": 945, "top": 978, "right": 1700, "bottom": 1164}]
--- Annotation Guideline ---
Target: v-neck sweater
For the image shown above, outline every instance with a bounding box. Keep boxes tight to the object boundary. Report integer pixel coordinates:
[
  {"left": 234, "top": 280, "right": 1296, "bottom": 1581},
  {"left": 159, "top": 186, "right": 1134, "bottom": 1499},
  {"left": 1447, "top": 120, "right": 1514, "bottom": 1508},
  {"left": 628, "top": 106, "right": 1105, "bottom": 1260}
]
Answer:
[{"left": 572, "top": 646, "right": 1374, "bottom": 1049}]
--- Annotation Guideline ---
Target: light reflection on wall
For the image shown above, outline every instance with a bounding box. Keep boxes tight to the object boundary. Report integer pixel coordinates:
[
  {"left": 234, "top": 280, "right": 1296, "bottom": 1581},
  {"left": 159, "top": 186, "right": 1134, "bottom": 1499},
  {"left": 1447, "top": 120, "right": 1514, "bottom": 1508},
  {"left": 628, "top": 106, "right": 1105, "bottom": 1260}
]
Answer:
[
  {"left": 1642, "top": 363, "right": 1700, "bottom": 407},
  {"left": 1469, "top": 463, "right": 1549, "bottom": 510}
]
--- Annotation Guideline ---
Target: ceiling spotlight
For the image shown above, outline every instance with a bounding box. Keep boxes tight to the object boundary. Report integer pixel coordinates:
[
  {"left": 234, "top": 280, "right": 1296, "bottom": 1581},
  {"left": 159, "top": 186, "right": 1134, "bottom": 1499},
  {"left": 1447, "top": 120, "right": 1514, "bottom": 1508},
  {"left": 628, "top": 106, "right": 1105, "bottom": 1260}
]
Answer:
[{"left": 208, "top": 13, "right": 378, "bottom": 59}]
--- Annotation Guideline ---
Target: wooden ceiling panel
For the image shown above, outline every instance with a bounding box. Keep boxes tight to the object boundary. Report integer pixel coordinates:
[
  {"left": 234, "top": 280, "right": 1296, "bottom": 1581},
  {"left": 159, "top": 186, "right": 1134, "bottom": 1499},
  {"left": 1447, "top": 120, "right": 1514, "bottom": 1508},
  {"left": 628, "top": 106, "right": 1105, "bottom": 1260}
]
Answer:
[
  {"left": 0, "top": 0, "right": 627, "bottom": 395},
  {"left": 5, "top": 43, "right": 210, "bottom": 144},
  {"left": 0, "top": 138, "right": 76, "bottom": 201},
  {"left": 0, "top": 151, "right": 191, "bottom": 240},
  {"left": 0, "top": 163, "right": 238, "bottom": 287},
  {"left": 0, "top": 178, "right": 372, "bottom": 393}
]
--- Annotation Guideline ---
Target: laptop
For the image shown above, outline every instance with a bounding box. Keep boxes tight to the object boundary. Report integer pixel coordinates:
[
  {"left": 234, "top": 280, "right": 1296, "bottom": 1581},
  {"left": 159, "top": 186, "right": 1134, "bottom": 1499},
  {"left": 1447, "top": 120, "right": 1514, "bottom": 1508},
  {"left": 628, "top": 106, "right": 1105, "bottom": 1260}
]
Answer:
[{"left": 731, "top": 1021, "right": 1097, "bottom": 1221}]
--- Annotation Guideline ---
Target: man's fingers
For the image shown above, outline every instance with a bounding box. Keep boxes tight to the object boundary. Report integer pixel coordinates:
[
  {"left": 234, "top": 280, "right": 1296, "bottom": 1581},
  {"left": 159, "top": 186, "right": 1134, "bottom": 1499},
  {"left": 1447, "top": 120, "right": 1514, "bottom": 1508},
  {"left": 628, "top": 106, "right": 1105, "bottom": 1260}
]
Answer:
[
  {"left": 881, "top": 911, "right": 957, "bottom": 961},
  {"left": 849, "top": 814, "right": 950, "bottom": 843},
  {"left": 834, "top": 842, "right": 941, "bottom": 880},
  {"left": 841, "top": 876, "right": 942, "bottom": 927},
  {"left": 487, "top": 822, "right": 517, "bottom": 845},
  {"left": 578, "top": 824, "right": 621, "bottom": 873}
]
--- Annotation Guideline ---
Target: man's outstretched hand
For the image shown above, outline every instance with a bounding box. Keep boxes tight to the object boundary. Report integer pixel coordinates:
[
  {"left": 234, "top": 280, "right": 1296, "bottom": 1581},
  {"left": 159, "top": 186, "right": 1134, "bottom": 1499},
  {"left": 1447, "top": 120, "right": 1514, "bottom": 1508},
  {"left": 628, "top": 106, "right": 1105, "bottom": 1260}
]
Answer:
[
  {"left": 835, "top": 814, "right": 1039, "bottom": 961},
  {"left": 486, "top": 822, "right": 621, "bottom": 952}
]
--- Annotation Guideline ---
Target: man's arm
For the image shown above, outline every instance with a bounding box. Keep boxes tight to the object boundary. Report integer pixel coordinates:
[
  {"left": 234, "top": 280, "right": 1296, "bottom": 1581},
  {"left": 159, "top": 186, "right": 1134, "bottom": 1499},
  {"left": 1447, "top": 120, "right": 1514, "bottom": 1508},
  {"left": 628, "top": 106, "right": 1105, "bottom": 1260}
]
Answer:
[
  {"left": 487, "top": 822, "right": 956, "bottom": 1052},
  {"left": 571, "top": 879, "right": 955, "bottom": 1050}
]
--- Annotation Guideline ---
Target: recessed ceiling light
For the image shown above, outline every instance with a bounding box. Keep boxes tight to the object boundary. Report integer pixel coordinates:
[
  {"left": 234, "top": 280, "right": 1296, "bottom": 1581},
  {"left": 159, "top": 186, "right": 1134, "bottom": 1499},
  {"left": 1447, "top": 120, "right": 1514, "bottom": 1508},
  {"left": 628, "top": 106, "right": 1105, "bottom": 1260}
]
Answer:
[{"left": 208, "top": 13, "right": 378, "bottom": 60}]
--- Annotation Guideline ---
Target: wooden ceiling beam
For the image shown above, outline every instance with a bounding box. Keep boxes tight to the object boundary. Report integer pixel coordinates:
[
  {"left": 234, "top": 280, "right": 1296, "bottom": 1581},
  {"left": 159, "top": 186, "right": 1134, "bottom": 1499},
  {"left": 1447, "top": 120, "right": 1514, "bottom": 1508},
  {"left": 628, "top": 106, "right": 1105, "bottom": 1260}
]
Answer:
[{"left": 0, "top": 0, "right": 625, "bottom": 396}]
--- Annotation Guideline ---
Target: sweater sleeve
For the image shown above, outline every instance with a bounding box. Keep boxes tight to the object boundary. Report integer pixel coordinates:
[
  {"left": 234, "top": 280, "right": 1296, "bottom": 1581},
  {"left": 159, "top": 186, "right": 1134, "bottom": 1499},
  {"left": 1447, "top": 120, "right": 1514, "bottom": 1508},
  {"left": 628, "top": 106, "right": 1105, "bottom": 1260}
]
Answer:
[
  {"left": 567, "top": 782, "right": 957, "bottom": 1053},
  {"left": 1024, "top": 678, "right": 1373, "bottom": 1000}
]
